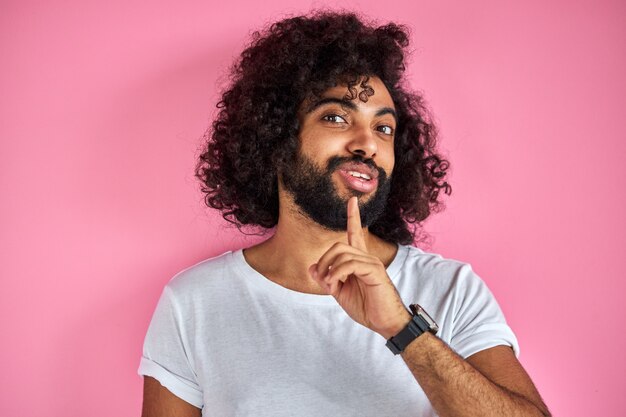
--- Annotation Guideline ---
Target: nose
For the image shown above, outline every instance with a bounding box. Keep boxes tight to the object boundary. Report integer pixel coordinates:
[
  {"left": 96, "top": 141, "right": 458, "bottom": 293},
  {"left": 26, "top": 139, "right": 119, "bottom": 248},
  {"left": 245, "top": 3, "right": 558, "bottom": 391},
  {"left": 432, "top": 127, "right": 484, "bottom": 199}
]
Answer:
[{"left": 347, "top": 126, "right": 377, "bottom": 159}]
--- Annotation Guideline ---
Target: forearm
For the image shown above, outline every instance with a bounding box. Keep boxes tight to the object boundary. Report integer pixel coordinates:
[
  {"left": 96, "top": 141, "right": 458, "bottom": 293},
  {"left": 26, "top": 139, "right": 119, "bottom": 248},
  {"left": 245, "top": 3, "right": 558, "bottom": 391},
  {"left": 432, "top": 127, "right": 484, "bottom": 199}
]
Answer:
[{"left": 401, "top": 333, "right": 549, "bottom": 417}]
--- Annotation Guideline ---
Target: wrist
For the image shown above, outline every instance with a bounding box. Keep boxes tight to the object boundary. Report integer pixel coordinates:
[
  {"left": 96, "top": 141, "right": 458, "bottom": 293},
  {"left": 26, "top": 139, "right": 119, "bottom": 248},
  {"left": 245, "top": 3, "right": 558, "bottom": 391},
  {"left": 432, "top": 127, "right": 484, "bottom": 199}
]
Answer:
[
  {"left": 385, "top": 304, "right": 440, "bottom": 355},
  {"left": 379, "top": 309, "right": 412, "bottom": 340}
]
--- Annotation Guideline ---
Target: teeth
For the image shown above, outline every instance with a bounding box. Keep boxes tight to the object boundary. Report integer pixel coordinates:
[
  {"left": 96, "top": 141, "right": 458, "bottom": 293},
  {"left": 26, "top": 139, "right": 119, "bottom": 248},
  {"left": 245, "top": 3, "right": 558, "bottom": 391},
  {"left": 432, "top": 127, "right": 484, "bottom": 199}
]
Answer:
[{"left": 348, "top": 171, "right": 371, "bottom": 180}]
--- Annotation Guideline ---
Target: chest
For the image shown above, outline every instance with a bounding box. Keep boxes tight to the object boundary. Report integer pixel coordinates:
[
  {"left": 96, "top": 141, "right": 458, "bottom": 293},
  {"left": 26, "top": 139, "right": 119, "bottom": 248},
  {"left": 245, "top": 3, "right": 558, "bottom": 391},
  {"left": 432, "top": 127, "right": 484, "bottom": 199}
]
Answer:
[{"left": 191, "top": 307, "right": 436, "bottom": 416}]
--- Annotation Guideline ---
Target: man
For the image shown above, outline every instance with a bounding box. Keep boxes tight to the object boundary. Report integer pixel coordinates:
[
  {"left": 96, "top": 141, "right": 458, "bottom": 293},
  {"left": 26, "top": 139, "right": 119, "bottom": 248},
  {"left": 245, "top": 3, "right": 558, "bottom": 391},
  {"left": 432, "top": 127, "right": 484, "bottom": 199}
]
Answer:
[{"left": 139, "top": 11, "right": 550, "bottom": 417}]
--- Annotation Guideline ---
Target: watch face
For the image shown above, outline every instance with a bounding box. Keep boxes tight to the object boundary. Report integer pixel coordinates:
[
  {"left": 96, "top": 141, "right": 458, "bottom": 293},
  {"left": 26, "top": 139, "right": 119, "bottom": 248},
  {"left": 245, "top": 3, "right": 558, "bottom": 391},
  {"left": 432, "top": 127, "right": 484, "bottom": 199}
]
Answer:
[{"left": 411, "top": 304, "right": 440, "bottom": 333}]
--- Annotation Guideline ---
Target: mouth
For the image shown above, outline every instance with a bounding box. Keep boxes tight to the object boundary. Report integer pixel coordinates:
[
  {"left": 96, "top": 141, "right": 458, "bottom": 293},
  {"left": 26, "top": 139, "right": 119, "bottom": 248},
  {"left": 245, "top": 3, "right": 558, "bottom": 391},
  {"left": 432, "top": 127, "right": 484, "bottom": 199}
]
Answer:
[{"left": 335, "top": 162, "right": 379, "bottom": 194}]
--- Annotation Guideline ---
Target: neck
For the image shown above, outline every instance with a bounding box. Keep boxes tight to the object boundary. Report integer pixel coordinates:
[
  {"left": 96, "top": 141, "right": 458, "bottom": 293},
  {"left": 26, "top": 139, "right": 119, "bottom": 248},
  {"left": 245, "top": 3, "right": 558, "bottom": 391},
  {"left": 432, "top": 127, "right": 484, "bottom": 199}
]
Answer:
[{"left": 242, "top": 194, "right": 398, "bottom": 295}]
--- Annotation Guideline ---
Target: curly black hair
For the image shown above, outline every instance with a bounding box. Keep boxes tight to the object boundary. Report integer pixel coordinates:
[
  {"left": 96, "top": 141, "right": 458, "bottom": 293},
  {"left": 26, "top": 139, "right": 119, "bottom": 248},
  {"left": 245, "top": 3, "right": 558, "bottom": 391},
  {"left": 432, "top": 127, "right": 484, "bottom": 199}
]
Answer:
[{"left": 196, "top": 11, "right": 451, "bottom": 245}]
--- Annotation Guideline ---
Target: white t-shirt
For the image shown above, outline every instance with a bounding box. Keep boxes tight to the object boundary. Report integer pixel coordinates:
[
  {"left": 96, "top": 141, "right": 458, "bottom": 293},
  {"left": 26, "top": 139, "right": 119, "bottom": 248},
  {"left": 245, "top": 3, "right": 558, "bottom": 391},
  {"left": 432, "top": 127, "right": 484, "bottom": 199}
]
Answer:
[{"left": 138, "top": 244, "right": 518, "bottom": 416}]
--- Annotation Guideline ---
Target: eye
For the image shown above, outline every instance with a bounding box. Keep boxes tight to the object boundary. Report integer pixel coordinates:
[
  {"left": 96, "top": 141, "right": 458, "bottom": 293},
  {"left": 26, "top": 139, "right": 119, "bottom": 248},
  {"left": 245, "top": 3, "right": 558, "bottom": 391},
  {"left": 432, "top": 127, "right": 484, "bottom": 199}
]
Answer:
[
  {"left": 321, "top": 114, "right": 347, "bottom": 124},
  {"left": 377, "top": 125, "right": 394, "bottom": 136}
]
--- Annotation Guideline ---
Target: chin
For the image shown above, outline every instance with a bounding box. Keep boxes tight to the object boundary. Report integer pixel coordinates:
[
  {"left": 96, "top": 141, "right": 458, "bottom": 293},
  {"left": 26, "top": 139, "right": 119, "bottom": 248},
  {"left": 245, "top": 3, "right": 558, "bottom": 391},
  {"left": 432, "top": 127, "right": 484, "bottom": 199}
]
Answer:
[{"left": 334, "top": 182, "right": 371, "bottom": 201}]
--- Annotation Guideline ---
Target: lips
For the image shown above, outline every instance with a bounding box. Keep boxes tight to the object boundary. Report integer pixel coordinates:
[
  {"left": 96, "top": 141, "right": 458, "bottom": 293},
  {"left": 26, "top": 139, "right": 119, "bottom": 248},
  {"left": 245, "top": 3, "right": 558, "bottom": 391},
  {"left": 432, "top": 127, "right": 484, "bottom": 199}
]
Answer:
[
  {"left": 335, "top": 161, "right": 380, "bottom": 193},
  {"left": 338, "top": 161, "right": 379, "bottom": 180}
]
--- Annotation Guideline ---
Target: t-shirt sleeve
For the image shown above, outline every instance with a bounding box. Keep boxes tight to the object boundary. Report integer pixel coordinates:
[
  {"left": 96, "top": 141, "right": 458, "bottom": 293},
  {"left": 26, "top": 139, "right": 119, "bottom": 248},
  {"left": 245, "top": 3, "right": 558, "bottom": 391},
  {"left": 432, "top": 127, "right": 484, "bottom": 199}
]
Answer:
[
  {"left": 448, "top": 264, "right": 520, "bottom": 359},
  {"left": 137, "top": 285, "right": 204, "bottom": 408}
]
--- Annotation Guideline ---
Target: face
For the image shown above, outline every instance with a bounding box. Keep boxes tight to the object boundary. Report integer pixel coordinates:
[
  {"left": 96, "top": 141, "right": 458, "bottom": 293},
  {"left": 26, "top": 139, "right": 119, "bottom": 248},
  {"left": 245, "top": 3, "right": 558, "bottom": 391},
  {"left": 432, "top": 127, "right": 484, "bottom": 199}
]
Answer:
[{"left": 281, "top": 76, "right": 397, "bottom": 231}]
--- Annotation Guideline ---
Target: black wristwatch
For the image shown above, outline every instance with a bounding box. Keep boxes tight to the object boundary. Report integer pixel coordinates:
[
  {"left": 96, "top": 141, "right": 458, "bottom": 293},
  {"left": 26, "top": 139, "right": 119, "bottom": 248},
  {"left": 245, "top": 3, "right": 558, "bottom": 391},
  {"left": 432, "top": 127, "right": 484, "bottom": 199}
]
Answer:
[{"left": 386, "top": 304, "right": 439, "bottom": 355}]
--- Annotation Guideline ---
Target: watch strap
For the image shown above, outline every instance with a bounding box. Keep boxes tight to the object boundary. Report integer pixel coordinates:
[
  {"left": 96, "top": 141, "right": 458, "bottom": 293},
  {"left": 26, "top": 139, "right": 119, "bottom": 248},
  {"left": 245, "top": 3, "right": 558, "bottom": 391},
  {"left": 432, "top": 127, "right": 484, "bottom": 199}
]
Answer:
[{"left": 386, "top": 304, "right": 438, "bottom": 355}]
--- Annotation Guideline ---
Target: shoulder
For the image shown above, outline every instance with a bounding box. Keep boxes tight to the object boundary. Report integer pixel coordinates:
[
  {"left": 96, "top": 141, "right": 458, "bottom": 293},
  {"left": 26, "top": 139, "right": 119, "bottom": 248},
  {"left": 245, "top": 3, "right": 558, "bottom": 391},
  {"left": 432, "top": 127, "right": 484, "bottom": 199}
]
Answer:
[
  {"left": 393, "top": 245, "right": 494, "bottom": 307},
  {"left": 163, "top": 250, "right": 240, "bottom": 302},
  {"left": 395, "top": 246, "right": 518, "bottom": 357},
  {"left": 397, "top": 245, "right": 479, "bottom": 286}
]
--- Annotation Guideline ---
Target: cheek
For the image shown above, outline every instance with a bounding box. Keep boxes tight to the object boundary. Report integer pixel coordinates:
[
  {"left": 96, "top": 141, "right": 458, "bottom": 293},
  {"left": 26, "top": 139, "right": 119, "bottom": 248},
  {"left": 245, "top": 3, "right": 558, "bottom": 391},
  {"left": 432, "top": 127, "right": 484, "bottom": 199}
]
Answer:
[
  {"left": 381, "top": 143, "right": 395, "bottom": 171},
  {"left": 300, "top": 129, "right": 343, "bottom": 155}
]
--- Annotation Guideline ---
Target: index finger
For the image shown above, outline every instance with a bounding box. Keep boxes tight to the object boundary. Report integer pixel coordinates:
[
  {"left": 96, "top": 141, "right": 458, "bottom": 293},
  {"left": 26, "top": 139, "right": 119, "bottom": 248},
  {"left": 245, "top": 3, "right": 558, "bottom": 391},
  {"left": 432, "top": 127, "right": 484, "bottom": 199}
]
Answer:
[{"left": 347, "top": 196, "right": 367, "bottom": 252}]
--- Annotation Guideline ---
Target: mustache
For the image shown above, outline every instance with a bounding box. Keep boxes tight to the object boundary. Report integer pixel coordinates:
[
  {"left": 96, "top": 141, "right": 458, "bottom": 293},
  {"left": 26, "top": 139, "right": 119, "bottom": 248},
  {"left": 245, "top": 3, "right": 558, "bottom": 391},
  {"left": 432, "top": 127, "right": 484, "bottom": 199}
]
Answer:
[{"left": 326, "top": 155, "right": 383, "bottom": 176}]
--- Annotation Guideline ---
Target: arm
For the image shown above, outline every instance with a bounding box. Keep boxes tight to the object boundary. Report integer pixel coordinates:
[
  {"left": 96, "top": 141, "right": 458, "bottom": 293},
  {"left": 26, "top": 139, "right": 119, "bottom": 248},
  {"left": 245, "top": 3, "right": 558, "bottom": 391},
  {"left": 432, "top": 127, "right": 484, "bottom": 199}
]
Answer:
[
  {"left": 139, "top": 286, "right": 204, "bottom": 416},
  {"left": 311, "top": 197, "right": 550, "bottom": 416},
  {"left": 141, "top": 376, "right": 202, "bottom": 417},
  {"left": 401, "top": 332, "right": 551, "bottom": 417}
]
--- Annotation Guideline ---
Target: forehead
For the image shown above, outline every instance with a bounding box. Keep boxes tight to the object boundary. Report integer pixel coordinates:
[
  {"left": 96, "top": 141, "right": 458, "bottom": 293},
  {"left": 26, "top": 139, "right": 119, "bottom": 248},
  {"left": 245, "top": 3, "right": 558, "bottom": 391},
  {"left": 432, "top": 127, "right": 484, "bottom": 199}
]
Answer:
[
  {"left": 300, "top": 76, "right": 396, "bottom": 114},
  {"left": 321, "top": 76, "right": 394, "bottom": 108}
]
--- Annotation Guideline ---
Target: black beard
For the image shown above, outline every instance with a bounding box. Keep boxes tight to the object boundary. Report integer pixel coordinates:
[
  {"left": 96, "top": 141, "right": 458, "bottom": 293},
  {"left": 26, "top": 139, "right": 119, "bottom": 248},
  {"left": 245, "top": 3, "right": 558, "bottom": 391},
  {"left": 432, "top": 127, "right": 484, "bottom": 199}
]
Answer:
[{"left": 281, "top": 152, "right": 391, "bottom": 231}]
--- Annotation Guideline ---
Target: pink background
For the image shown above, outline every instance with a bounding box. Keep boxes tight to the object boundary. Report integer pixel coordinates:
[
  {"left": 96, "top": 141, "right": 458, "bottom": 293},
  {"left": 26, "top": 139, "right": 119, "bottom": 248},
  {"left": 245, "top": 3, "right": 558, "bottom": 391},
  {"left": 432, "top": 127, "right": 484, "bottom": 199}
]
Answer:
[{"left": 1, "top": 0, "right": 625, "bottom": 416}]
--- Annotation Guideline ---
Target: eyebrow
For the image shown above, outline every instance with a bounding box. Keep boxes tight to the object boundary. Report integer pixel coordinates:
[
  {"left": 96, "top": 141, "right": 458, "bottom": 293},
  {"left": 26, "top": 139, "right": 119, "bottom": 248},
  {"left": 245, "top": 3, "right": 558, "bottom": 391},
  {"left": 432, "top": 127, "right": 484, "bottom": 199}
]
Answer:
[{"left": 305, "top": 97, "right": 398, "bottom": 123}]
